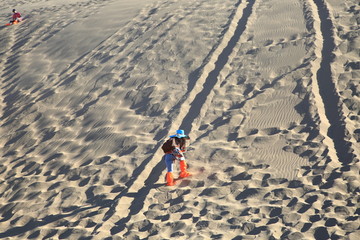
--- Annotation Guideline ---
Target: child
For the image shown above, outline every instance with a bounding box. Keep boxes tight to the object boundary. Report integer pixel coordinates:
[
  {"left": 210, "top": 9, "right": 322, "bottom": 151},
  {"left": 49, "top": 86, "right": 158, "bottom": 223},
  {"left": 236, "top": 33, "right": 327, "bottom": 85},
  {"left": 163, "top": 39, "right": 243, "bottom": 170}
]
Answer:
[
  {"left": 11, "top": 9, "right": 22, "bottom": 24},
  {"left": 163, "top": 130, "right": 191, "bottom": 186}
]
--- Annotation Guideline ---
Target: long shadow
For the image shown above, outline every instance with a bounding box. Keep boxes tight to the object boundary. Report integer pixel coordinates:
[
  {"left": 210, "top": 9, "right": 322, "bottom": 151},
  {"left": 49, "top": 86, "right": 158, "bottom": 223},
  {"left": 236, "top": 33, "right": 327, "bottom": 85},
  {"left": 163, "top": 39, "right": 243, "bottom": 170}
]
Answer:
[
  {"left": 179, "top": 0, "right": 255, "bottom": 133},
  {"left": 313, "top": 0, "right": 355, "bottom": 165}
]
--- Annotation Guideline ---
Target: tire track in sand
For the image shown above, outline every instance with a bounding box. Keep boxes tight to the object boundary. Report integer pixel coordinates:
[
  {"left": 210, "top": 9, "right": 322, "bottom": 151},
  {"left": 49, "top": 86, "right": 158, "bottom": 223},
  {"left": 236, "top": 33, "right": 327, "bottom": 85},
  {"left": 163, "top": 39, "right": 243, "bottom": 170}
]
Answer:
[
  {"left": 94, "top": 0, "right": 255, "bottom": 236},
  {"left": 178, "top": 0, "right": 254, "bottom": 134},
  {"left": 306, "top": 0, "right": 357, "bottom": 165}
]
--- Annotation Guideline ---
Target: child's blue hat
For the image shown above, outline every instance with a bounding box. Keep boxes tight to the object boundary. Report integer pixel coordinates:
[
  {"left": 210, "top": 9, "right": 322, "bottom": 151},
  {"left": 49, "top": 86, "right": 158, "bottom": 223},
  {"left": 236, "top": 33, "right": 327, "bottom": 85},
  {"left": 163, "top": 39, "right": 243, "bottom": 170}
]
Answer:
[{"left": 169, "top": 129, "right": 187, "bottom": 138}]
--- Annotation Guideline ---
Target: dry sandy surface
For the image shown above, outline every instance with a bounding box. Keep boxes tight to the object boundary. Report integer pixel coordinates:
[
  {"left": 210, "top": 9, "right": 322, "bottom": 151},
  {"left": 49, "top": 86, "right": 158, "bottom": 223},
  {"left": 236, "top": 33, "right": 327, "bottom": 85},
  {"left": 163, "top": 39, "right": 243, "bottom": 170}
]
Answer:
[{"left": 0, "top": 0, "right": 359, "bottom": 239}]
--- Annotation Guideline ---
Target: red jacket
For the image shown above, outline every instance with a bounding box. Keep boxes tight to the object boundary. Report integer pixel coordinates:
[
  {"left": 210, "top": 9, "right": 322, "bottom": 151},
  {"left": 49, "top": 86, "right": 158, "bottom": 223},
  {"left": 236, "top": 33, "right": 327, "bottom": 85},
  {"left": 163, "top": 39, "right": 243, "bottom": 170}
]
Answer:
[{"left": 12, "top": 12, "right": 21, "bottom": 20}]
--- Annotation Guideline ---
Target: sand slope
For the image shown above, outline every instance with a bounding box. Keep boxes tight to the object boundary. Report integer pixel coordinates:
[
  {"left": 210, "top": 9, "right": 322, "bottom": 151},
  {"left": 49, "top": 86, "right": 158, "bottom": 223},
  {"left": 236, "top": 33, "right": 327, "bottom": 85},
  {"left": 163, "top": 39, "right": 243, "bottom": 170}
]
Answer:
[{"left": 0, "top": 0, "right": 359, "bottom": 239}]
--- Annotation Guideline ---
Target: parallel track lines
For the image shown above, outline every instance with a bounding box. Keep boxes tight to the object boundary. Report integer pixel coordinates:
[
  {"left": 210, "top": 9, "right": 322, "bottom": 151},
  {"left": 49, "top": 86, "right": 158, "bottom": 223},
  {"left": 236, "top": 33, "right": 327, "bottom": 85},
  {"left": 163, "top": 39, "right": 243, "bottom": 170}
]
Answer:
[
  {"left": 94, "top": 0, "right": 256, "bottom": 236},
  {"left": 308, "top": 0, "right": 357, "bottom": 165}
]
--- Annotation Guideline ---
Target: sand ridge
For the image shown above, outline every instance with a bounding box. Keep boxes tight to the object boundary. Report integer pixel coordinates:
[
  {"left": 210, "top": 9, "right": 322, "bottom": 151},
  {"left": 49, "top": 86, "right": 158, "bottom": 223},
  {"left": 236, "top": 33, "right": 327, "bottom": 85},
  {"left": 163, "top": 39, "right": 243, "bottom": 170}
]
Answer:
[{"left": 0, "top": 0, "right": 359, "bottom": 239}]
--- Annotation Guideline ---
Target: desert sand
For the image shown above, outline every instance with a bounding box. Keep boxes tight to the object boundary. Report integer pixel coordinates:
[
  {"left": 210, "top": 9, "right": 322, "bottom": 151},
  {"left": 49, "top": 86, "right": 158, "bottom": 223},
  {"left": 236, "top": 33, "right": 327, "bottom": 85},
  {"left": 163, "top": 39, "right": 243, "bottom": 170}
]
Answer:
[{"left": 0, "top": 0, "right": 359, "bottom": 239}]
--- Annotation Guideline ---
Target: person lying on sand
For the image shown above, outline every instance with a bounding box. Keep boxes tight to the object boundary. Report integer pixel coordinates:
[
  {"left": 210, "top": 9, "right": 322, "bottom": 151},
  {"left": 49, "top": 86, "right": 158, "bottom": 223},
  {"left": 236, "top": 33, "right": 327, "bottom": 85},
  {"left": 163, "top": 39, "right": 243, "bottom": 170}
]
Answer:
[{"left": 162, "top": 129, "right": 191, "bottom": 186}]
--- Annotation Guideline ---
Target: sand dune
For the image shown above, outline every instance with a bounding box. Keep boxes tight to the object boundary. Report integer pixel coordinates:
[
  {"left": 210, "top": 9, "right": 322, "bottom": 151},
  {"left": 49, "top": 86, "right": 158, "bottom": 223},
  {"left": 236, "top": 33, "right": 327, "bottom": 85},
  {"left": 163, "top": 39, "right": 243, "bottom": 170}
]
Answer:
[{"left": 0, "top": 0, "right": 359, "bottom": 239}]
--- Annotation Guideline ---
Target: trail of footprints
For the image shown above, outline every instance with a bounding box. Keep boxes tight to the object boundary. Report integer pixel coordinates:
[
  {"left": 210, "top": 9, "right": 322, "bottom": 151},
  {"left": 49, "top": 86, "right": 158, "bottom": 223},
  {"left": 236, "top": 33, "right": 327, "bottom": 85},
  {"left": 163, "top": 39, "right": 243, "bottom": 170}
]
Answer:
[{"left": 0, "top": 0, "right": 359, "bottom": 239}]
